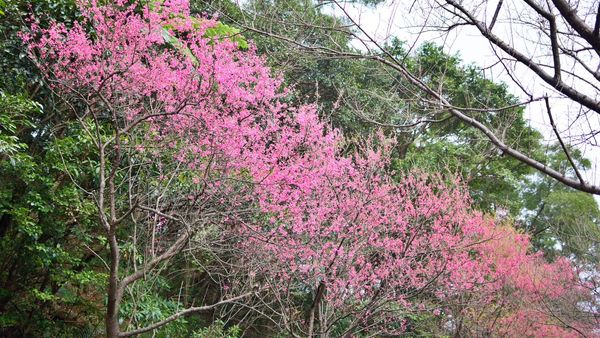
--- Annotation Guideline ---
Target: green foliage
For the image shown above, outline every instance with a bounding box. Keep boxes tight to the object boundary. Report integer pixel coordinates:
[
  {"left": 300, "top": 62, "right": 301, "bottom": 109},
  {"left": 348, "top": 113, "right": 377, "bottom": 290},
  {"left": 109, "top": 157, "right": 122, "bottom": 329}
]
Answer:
[
  {"left": 120, "top": 278, "right": 189, "bottom": 337},
  {"left": 522, "top": 145, "right": 600, "bottom": 261},
  {"left": 0, "top": 93, "right": 105, "bottom": 336},
  {"left": 205, "top": 22, "right": 248, "bottom": 49},
  {"left": 192, "top": 320, "right": 241, "bottom": 338},
  {"left": 0, "top": 4, "right": 108, "bottom": 334},
  {"left": 0, "top": 92, "right": 39, "bottom": 157},
  {"left": 539, "top": 191, "right": 600, "bottom": 258},
  {"left": 163, "top": 17, "right": 248, "bottom": 54}
]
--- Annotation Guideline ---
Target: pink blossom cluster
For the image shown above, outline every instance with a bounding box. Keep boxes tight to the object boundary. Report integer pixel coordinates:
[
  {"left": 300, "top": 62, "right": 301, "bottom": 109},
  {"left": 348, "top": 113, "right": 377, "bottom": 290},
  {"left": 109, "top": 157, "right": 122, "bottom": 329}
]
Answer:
[
  {"left": 24, "top": 0, "right": 284, "bottom": 182},
  {"left": 460, "top": 225, "right": 594, "bottom": 337}
]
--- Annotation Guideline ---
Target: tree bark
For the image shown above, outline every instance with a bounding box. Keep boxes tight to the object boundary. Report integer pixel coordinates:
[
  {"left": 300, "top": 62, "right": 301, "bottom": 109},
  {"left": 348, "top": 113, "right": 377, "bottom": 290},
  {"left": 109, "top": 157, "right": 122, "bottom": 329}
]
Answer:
[{"left": 106, "top": 229, "right": 122, "bottom": 338}]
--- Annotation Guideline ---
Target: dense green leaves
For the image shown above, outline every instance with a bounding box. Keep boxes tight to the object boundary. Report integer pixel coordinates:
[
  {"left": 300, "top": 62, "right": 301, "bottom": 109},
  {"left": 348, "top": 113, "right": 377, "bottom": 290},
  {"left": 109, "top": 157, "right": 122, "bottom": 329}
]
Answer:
[{"left": 0, "top": 92, "right": 104, "bottom": 336}]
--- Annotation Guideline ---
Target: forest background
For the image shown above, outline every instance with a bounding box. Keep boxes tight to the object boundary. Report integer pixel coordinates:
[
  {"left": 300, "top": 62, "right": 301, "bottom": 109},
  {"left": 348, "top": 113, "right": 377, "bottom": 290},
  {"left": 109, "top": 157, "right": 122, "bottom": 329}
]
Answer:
[{"left": 1, "top": 0, "right": 600, "bottom": 337}]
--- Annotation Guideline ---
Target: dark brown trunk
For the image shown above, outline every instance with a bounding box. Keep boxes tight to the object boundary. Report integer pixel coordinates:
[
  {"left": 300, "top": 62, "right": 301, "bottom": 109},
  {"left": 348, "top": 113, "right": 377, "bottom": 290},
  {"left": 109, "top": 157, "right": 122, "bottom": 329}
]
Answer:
[{"left": 106, "top": 231, "right": 122, "bottom": 338}]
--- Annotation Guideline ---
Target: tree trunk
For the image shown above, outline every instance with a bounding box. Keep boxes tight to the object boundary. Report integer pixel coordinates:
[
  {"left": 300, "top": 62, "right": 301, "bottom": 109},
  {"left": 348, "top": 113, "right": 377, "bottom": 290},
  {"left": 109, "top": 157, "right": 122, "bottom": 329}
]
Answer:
[
  {"left": 308, "top": 282, "right": 325, "bottom": 337},
  {"left": 106, "top": 232, "right": 122, "bottom": 338}
]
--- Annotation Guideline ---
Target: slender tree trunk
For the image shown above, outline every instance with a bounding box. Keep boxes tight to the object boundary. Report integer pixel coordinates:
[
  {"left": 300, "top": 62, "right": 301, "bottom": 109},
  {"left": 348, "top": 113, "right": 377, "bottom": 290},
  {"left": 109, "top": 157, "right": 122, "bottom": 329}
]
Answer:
[
  {"left": 308, "top": 307, "right": 316, "bottom": 337},
  {"left": 103, "top": 118, "right": 125, "bottom": 338},
  {"left": 184, "top": 258, "right": 191, "bottom": 307},
  {"left": 308, "top": 282, "right": 325, "bottom": 337},
  {"left": 106, "top": 231, "right": 122, "bottom": 338}
]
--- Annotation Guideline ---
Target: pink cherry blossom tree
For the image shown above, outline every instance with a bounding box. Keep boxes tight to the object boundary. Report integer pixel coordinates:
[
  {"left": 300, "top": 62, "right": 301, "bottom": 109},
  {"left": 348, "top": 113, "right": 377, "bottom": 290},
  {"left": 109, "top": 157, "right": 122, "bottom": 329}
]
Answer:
[
  {"left": 445, "top": 224, "right": 597, "bottom": 337},
  {"left": 243, "top": 127, "right": 595, "bottom": 336},
  {"left": 24, "top": 1, "right": 291, "bottom": 336}
]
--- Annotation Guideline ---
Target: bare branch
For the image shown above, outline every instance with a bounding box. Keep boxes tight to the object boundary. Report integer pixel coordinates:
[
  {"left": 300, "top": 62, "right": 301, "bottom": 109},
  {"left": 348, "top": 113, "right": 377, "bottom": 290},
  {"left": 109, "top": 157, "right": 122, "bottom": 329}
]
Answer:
[
  {"left": 444, "top": 0, "right": 600, "bottom": 115},
  {"left": 522, "top": 0, "right": 561, "bottom": 81},
  {"left": 121, "top": 206, "right": 193, "bottom": 287},
  {"left": 488, "top": 0, "right": 503, "bottom": 31},
  {"left": 119, "top": 291, "right": 256, "bottom": 337},
  {"left": 544, "top": 96, "right": 585, "bottom": 184},
  {"left": 551, "top": 0, "right": 600, "bottom": 55}
]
